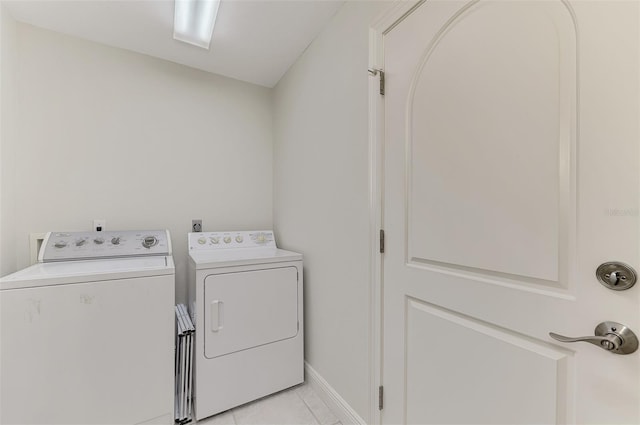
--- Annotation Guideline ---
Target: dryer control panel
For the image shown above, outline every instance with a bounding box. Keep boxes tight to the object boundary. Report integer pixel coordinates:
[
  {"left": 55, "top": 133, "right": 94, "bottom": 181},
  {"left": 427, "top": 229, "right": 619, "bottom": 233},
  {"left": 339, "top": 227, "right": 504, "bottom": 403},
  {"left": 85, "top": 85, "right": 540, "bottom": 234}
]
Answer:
[
  {"left": 189, "top": 230, "right": 276, "bottom": 250},
  {"left": 40, "top": 230, "right": 172, "bottom": 262}
]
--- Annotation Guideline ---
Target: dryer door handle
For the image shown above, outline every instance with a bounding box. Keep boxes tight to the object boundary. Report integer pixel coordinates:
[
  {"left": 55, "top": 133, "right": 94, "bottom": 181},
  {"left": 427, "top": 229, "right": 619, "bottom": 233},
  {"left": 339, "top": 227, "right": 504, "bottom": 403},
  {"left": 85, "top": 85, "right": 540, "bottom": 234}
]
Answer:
[{"left": 210, "top": 300, "right": 224, "bottom": 332}]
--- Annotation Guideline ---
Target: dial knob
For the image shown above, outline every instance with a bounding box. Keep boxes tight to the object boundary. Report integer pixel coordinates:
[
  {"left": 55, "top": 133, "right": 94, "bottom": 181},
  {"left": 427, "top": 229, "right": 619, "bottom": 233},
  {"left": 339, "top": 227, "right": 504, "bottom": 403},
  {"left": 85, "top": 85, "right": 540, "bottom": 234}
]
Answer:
[
  {"left": 198, "top": 237, "right": 206, "bottom": 245},
  {"left": 235, "top": 235, "right": 244, "bottom": 243},
  {"left": 142, "top": 236, "right": 158, "bottom": 248},
  {"left": 257, "top": 233, "right": 266, "bottom": 243},
  {"left": 94, "top": 237, "right": 104, "bottom": 245},
  {"left": 54, "top": 241, "right": 68, "bottom": 248},
  {"left": 75, "top": 239, "right": 86, "bottom": 247},
  {"left": 111, "top": 237, "right": 121, "bottom": 245},
  {"left": 223, "top": 236, "right": 232, "bottom": 244},
  {"left": 210, "top": 237, "right": 220, "bottom": 244}
]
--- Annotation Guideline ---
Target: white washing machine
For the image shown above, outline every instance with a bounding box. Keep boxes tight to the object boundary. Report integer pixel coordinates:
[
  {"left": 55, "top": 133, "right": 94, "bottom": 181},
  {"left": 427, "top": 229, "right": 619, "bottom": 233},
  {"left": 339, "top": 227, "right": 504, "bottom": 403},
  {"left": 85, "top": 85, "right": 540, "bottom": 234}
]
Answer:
[
  {"left": 187, "top": 230, "right": 303, "bottom": 420},
  {"left": 0, "top": 230, "right": 175, "bottom": 425}
]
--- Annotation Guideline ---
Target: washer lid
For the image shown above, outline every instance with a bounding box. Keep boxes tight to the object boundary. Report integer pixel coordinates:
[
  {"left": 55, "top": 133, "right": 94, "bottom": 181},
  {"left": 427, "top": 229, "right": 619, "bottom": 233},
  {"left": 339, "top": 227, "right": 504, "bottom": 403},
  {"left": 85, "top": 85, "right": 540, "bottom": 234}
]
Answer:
[
  {"left": 189, "top": 248, "right": 302, "bottom": 269},
  {"left": 0, "top": 256, "right": 175, "bottom": 290}
]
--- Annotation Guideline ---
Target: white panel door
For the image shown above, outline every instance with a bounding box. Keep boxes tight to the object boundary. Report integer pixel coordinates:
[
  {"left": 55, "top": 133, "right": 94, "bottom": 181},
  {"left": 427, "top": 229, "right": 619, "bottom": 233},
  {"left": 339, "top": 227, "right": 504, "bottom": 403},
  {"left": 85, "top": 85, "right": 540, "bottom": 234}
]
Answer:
[{"left": 382, "top": 1, "right": 639, "bottom": 423}]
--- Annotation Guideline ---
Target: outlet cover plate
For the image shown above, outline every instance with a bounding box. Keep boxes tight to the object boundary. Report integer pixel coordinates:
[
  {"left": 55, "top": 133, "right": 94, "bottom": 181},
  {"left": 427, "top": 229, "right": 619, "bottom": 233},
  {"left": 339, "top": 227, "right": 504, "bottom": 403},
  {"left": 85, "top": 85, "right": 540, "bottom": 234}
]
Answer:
[{"left": 93, "top": 219, "right": 106, "bottom": 232}]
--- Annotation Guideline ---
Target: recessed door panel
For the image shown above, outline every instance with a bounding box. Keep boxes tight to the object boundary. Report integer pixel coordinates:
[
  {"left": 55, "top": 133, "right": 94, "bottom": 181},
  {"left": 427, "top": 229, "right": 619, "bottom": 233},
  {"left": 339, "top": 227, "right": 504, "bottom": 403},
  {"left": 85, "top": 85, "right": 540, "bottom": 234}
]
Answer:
[
  {"left": 406, "top": 299, "right": 568, "bottom": 424},
  {"left": 407, "top": 0, "right": 570, "bottom": 283},
  {"left": 204, "top": 267, "right": 298, "bottom": 358}
]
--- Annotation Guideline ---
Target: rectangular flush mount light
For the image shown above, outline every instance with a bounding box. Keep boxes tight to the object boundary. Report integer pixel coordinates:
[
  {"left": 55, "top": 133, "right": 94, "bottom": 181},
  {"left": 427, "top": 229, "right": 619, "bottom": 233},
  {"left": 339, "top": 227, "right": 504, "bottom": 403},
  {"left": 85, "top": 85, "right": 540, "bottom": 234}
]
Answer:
[{"left": 174, "top": 0, "right": 221, "bottom": 49}]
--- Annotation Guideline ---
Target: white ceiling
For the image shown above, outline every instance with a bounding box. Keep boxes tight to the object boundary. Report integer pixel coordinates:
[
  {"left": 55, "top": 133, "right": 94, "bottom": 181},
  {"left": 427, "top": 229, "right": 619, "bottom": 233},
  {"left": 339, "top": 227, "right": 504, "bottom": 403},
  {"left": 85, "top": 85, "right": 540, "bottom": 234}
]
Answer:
[{"left": 3, "top": 0, "right": 345, "bottom": 87}]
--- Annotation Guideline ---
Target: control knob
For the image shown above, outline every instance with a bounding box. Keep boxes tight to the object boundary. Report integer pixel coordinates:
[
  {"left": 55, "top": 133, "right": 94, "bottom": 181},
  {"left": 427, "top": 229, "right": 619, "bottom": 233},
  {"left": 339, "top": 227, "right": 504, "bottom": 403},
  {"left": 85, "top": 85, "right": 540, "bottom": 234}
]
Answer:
[
  {"left": 223, "top": 236, "right": 232, "bottom": 244},
  {"left": 235, "top": 235, "right": 244, "bottom": 243},
  {"left": 210, "top": 237, "right": 220, "bottom": 244},
  {"left": 142, "top": 236, "right": 158, "bottom": 249},
  {"left": 54, "top": 241, "right": 68, "bottom": 248},
  {"left": 198, "top": 237, "right": 207, "bottom": 245},
  {"left": 75, "top": 239, "right": 86, "bottom": 247},
  {"left": 94, "top": 237, "right": 104, "bottom": 245},
  {"left": 111, "top": 237, "right": 121, "bottom": 245}
]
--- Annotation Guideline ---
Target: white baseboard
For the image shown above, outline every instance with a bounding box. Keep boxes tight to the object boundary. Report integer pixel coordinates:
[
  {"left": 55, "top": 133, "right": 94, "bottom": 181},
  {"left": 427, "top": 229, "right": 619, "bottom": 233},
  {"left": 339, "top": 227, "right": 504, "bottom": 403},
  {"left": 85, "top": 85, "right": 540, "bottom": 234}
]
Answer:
[{"left": 304, "top": 362, "right": 367, "bottom": 425}]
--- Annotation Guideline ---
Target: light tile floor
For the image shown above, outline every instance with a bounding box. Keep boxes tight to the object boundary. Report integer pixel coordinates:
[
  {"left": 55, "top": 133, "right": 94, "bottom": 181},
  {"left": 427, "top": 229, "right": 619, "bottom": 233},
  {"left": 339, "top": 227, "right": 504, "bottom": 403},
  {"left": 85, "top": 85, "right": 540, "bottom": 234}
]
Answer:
[{"left": 196, "top": 383, "right": 342, "bottom": 425}]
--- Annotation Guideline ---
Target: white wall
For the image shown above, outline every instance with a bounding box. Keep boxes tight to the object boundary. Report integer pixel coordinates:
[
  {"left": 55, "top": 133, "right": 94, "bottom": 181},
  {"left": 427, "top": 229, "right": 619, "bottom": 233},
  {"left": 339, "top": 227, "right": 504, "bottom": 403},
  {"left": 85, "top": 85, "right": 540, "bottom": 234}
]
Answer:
[
  {"left": 1, "top": 23, "right": 273, "bottom": 302},
  {"left": 0, "top": 6, "right": 17, "bottom": 277},
  {"left": 273, "top": 1, "right": 390, "bottom": 422},
  {"left": 3, "top": 2, "right": 393, "bottom": 419}
]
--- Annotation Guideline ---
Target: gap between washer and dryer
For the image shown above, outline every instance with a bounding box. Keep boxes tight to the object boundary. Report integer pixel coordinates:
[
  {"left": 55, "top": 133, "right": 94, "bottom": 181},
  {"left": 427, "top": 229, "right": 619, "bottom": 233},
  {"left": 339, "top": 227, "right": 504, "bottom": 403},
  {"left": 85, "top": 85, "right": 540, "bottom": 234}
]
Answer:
[{"left": 197, "top": 383, "right": 342, "bottom": 425}]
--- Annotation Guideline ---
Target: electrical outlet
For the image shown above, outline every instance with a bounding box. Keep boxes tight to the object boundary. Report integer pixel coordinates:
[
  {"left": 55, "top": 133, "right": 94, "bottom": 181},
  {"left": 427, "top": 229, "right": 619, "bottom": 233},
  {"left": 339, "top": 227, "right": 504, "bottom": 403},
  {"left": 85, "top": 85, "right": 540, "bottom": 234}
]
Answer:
[
  {"left": 192, "top": 219, "right": 202, "bottom": 232},
  {"left": 93, "top": 219, "right": 106, "bottom": 232}
]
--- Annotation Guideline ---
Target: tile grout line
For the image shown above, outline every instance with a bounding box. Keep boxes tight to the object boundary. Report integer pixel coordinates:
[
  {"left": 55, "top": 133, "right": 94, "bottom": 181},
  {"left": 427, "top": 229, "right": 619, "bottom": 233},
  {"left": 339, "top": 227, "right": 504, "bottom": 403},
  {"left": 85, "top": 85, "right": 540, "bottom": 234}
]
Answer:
[
  {"left": 295, "top": 385, "right": 322, "bottom": 425},
  {"left": 299, "top": 385, "right": 343, "bottom": 425}
]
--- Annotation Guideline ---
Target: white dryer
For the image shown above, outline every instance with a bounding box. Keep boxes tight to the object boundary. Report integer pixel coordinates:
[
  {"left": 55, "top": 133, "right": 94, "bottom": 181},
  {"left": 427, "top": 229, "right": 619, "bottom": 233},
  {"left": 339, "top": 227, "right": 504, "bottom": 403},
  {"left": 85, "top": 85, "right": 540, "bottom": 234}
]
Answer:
[
  {"left": 187, "top": 230, "right": 303, "bottom": 420},
  {"left": 0, "top": 230, "right": 175, "bottom": 425}
]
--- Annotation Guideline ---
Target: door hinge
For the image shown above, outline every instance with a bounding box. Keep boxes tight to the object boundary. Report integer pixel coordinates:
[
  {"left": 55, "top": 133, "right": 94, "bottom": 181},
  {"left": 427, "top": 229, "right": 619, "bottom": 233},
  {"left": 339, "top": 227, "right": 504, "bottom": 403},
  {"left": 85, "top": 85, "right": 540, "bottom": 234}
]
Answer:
[
  {"left": 378, "top": 385, "right": 384, "bottom": 410},
  {"left": 368, "top": 68, "right": 385, "bottom": 96},
  {"left": 380, "top": 229, "right": 385, "bottom": 254}
]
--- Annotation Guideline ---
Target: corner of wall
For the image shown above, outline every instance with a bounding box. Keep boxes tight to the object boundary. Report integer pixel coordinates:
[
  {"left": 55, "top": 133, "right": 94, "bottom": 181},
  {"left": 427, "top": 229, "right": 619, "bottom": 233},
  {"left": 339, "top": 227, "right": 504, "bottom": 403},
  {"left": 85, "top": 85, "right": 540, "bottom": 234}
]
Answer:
[
  {"left": 304, "top": 362, "right": 367, "bottom": 425},
  {"left": 0, "top": 5, "right": 18, "bottom": 276},
  {"left": 272, "top": 1, "right": 392, "bottom": 423}
]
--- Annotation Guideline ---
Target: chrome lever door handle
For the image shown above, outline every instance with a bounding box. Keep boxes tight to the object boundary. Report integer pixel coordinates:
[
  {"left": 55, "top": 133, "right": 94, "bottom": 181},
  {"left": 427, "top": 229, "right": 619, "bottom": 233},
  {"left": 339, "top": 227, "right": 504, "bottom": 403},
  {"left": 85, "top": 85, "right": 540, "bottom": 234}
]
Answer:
[
  {"left": 549, "top": 332, "right": 621, "bottom": 350},
  {"left": 549, "top": 321, "right": 638, "bottom": 355}
]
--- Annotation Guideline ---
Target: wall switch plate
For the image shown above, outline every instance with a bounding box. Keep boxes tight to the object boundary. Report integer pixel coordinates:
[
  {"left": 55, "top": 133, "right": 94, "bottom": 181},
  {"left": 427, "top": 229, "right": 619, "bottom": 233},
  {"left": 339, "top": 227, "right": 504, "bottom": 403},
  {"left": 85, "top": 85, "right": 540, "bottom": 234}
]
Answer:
[
  {"left": 93, "top": 219, "right": 106, "bottom": 232},
  {"left": 192, "top": 219, "right": 202, "bottom": 232}
]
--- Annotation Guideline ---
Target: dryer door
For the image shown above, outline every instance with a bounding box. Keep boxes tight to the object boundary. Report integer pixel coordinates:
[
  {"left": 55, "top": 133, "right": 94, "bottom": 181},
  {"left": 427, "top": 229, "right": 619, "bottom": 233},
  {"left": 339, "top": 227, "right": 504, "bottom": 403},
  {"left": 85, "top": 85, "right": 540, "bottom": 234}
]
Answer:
[{"left": 204, "top": 266, "right": 299, "bottom": 358}]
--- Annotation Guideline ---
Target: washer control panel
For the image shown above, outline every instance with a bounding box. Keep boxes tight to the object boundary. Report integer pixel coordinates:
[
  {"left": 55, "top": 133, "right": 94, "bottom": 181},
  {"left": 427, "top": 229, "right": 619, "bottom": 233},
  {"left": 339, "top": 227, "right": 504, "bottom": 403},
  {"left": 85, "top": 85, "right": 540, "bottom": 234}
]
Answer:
[
  {"left": 189, "top": 230, "right": 276, "bottom": 250},
  {"left": 40, "top": 230, "right": 171, "bottom": 262}
]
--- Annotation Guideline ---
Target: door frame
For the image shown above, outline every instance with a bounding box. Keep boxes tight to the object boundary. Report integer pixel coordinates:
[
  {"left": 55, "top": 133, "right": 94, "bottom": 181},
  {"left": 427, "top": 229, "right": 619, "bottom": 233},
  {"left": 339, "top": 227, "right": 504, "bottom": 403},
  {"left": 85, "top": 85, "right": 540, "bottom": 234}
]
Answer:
[{"left": 367, "top": 2, "right": 421, "bottom": 424}]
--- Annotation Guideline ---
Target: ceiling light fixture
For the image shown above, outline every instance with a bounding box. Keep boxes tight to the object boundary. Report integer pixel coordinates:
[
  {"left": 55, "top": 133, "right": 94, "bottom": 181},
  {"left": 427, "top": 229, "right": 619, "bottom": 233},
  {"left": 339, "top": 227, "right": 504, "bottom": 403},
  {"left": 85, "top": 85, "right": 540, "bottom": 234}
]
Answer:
[{"left": 173, "top": 0, "right": 221, "bottom": 49}]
